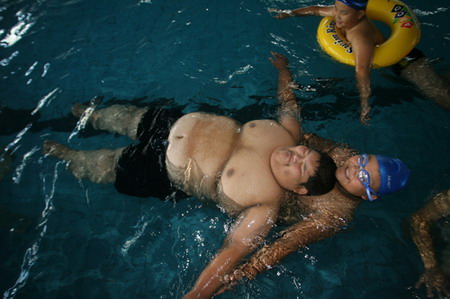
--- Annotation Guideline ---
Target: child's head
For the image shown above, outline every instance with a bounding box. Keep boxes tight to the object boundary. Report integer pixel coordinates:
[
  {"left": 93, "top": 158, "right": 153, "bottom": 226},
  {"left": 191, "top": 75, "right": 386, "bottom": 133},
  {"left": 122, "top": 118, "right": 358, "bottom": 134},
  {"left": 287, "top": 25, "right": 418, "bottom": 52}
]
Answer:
[
  {"left": 333, "top": 0, "right": 367, "bottom": 29},
  {"left": 335, "top": 154, "right": 410, "bottom": 201}
]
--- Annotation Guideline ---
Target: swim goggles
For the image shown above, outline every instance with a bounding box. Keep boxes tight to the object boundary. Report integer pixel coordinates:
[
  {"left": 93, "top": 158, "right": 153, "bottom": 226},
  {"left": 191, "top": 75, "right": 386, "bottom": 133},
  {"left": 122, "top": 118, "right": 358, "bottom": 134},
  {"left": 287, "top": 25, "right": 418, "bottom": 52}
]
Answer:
[{"left": 358, "top": 154, "right": 379, "bottom": 201}]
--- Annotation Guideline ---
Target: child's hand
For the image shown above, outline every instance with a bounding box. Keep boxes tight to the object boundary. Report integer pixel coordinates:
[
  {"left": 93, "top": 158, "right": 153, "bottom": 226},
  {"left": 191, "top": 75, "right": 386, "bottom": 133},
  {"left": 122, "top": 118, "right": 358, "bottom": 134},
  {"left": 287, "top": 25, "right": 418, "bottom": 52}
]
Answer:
[{"left": 267, "top": 8, "right": 292, "bottom": 19}]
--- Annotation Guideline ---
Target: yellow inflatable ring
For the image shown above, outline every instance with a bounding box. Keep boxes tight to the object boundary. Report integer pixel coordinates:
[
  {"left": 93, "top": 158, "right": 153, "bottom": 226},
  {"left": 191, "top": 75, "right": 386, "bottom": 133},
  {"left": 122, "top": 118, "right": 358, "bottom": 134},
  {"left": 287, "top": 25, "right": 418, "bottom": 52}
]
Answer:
[{"left": 316, "top": 0, "right": 421, "bottom": 68}]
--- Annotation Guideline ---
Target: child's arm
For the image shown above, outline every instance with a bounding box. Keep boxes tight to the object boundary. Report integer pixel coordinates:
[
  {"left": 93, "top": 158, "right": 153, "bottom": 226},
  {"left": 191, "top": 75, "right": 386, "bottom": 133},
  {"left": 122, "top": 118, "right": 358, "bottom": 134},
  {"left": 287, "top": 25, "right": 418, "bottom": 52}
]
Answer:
[
  {"left": 350, "top": 32, "right": 375, "bottom": 124},
  {"left": 268, "top": 5, "right": 333, "bottom": 19}
]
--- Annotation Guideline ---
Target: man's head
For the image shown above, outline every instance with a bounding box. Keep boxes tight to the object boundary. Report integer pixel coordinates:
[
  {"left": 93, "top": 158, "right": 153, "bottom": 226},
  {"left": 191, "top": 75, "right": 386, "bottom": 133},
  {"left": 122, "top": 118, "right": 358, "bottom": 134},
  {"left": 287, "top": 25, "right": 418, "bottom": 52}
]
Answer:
[
  {"left": 333, "top": 0, "right": 367, "bottom": 29},
  {"left": 336, "top": 154, "right": 410, "bottom": 200},
  {"left": 270, "top": 145, "right": 337, "bottom": 195}
]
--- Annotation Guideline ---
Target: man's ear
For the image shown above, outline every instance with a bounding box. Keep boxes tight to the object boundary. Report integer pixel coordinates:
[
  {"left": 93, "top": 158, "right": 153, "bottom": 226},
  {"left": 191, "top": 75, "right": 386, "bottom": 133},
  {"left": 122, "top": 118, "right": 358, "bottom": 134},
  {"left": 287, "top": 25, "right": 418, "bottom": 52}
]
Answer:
[
  {"left": 361, "top": 194, "right": 378, "bottom": 201},
  {"left": 293, "top": 185, "right": 309, "bottom": 195}
]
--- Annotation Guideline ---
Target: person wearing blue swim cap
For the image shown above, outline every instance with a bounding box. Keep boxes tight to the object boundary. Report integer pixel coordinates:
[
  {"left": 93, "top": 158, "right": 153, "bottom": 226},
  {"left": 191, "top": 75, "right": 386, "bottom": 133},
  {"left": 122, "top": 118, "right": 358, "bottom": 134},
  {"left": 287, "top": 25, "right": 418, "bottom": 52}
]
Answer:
[
  {"left": 219, "top": 54, "right": 412, "bottom": 291},
  {"left": 221, "top": 151, "right": 412, "bottom": 289},
  {"left": 335, "top": 153, "right": 410, "bottom": 201},
  {"left": 221, "top": 151, "right": 413, "bottom": 289}
]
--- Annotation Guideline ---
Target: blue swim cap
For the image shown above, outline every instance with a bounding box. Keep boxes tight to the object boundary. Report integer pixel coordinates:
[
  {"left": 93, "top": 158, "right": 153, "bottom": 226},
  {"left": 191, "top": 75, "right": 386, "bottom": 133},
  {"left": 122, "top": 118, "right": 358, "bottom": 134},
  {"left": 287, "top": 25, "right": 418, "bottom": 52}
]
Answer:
[
  {"left": 336, "top": 0, "right": 368, "bottom": 10},
  {"left": 376, "top": 155, "right": 410, "bottom": 195}
]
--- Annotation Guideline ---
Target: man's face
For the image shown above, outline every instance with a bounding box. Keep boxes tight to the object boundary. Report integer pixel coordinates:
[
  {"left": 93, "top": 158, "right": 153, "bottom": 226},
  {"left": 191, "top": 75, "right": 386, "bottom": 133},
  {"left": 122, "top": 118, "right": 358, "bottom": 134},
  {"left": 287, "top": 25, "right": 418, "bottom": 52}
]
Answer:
[
  {"left": 332, "top": 1, "right": 364, "bottom": 29},
  {"left": 335, "top": 154, "right": 381, "bottom": 199},
  {"left": 270, "top": 145, "right": 320, "bottom": 194}
]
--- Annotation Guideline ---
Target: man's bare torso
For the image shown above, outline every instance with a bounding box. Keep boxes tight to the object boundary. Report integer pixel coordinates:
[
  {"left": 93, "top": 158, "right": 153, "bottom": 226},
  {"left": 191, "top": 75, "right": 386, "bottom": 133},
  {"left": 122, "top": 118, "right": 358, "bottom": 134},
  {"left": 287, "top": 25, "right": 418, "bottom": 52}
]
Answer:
[{"left": 166, "top": 112, "right": 296, "bottom": 215}]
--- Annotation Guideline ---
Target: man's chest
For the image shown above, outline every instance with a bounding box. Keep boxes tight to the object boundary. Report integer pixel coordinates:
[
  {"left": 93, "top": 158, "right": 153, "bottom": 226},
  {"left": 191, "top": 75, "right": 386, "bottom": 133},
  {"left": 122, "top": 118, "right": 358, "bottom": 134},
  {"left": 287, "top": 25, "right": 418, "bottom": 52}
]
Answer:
[{"left": 218, "top": 148, "right": 281, "bottom": 207}]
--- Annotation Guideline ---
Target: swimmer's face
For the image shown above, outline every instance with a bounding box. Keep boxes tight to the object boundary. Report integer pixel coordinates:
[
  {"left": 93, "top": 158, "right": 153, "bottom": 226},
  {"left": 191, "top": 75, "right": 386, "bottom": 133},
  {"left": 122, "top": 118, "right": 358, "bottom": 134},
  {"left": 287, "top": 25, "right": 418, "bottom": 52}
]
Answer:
[
  {"left": 270, "top": 145, "right": 320, "bottom": 194},
  {"left": 335, "top": 154, "right": 381, "bottom": 199},
  {"left": 333, "top": 1, "right": 365, "bottom": 29}
]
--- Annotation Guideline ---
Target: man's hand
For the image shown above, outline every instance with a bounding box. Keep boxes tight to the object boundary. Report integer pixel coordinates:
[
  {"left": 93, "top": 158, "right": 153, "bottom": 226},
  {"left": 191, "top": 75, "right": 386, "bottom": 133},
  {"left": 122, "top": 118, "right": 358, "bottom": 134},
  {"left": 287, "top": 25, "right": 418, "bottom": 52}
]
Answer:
[
  {"left": 267, "top": 8, "right": 292, "bottom": 19},
  {"left": 216, "top": 263, "right": 260, "bottom": 295},
  {"left": 215, "top": 268, "right": 247, "bottom": 296},
  {"left": 222, "top": 268, "right": 247, "bottom": 285},
  {"left": 415, "top": 267, "right": 450, "bottom": 298},
  {"left": 269, "top": 51, "right": 289, "bottom": 71},
  {"left": 359, "top": 105, "right": 371, "bottom": 125}
]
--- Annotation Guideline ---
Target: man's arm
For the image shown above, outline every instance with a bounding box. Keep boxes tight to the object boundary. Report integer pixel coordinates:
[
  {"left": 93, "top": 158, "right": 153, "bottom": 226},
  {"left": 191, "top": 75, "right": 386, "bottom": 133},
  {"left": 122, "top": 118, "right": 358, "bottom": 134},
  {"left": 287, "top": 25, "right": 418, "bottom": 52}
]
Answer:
[
  {"left": 184, "top": 204, "right": 278, "bottom": 299},
  {"left": 268, "top": 6, "right": 333, "bottom": 19},
  {"left": 270, "top": 53, "right": 357, "bottom": 165},
  {"left": 220, "top": 193, "right": 358, "bottom": 288},
  {"left": 410, "top": 189, "right": 450, "bottom": 298},
  {"left": 269, "top": 52, "right": 302, "bottom": 142}
]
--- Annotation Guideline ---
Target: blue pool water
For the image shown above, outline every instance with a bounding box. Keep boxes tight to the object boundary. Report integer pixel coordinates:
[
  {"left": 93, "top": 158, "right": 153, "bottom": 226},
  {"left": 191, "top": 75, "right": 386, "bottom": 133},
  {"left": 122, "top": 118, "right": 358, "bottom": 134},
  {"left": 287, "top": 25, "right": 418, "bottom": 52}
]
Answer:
[{"left": 1, "top": 0, "right": 449, "bottom": 298}]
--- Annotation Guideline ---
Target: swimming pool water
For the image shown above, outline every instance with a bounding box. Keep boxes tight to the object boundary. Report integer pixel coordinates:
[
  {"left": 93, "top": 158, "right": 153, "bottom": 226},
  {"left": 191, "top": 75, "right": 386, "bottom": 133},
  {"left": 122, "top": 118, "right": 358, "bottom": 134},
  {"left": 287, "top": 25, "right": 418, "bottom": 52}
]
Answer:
[{"left": 1, "top": 0, "right": 449, "bottom": 298}]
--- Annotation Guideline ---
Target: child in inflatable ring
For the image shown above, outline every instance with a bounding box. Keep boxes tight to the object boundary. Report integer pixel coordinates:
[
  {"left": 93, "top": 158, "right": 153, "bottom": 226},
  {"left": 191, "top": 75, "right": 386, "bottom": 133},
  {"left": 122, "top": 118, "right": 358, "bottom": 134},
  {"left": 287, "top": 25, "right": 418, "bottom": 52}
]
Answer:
[{"left": 269, "top": 0, "right": 450, "bottom": 124}]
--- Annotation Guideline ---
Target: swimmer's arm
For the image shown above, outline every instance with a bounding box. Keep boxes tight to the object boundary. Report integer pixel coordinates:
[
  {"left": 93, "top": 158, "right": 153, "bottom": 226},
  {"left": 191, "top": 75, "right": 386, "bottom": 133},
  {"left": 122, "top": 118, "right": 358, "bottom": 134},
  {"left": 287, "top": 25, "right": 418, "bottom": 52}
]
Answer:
[
  {"left": 220, "top": 204, "right": 354, "bottom": 287},
  {"left": 350, "top": 34, "right": 374, "bottom": 124},
  {"left": 184, "top": 204, "right": 277, "bottom": 299},
  {"left": 410, "top": 190, "right": 450, "bottom": 297},
  {"left": 270, "top": 52, "right": 302, "bottom": 142},
  {"left": 268, "top": 6, "right": 333, "bottom": 19},
  {"left": 411, "top": 190, "right": 450, "bottom": 271}
]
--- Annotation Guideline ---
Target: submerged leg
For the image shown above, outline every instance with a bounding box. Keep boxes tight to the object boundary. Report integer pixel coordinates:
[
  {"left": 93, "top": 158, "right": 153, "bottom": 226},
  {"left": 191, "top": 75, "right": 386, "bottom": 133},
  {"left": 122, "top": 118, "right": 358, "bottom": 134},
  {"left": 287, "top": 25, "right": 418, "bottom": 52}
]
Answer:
[
  {"left": 400, "top": 58, "right": 450, "bottom": 110},
  {"left": 72, "top": 103, "right": 148, "bottom": 140},
  {"left": 43, "top": 140, "right": 124, "bottom": 184}
]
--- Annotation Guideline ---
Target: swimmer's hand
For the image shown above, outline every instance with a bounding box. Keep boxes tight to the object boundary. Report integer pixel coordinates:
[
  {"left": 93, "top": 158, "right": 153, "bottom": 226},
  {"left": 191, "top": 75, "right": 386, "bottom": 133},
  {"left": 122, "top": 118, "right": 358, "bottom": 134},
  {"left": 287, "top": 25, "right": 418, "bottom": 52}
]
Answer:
[
  {"left": 359, "top": 105, "right": 371, "bottom": 125},
  {"left": 216, "top": 268, "right": 248, "bottom": 295},
  {"left": 269, "top": 51, "right": 289, "bottom": 71},
  {"left": 268, "top": 8, "right": 293, "bottom": 19},
  {"left": 415, "top": 267, "right": 450, "bottom": 298}
]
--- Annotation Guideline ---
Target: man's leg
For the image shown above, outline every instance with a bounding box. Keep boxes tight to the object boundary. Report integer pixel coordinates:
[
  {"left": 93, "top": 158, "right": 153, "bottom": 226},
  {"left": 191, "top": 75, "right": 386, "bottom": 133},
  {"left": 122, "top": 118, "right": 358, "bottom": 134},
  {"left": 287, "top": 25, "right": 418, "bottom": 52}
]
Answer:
[
  {"left": 43, "top": 140, "right": 124, "bottom": 184},
  {"left": 400, "top": 58, "right": 450, "bottom": 110},
  {"left": 72, "top": 103, "right": 148, "bottom": 140}
]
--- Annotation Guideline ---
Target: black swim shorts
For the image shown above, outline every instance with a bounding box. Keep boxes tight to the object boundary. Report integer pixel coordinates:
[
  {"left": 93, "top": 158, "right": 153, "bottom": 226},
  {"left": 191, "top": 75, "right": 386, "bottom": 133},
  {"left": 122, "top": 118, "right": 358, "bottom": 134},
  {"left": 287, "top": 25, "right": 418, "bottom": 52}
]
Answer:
[{"left": 114, "top": 104, "right": 185, "bottom": 200}]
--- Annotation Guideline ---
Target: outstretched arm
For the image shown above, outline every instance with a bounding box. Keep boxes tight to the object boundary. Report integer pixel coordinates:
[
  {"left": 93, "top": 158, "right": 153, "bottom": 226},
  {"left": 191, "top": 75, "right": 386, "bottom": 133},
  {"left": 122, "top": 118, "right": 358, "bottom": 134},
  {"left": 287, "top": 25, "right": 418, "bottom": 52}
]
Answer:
[
  {"left": 349, "top": 32, "right": 375, "bottom": 125},
  {"left": 269, "top": 52, "right": 358, "bottom": 162},
  {"left": 268, "top": 6, "right": 333, "bottom": 19},
  {"left": 184, "top": 204, "right": 278, "bottom": 299},
  {"left": 410, "top": 189, "right": 450, "bottom": 298},
  {"left": 220, "top": 193, "right": 358, "bottom": 289},
  {"left": 269, "top": 52, "right": 302, "bottom": 142}
]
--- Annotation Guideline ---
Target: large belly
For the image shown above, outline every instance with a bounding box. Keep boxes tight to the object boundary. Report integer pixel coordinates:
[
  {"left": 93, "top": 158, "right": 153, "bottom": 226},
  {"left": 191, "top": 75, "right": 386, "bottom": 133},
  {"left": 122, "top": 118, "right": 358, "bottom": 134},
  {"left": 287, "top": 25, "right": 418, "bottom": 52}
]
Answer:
[{"left": 166, "top": 112, "right": 240, "bottom": 198}]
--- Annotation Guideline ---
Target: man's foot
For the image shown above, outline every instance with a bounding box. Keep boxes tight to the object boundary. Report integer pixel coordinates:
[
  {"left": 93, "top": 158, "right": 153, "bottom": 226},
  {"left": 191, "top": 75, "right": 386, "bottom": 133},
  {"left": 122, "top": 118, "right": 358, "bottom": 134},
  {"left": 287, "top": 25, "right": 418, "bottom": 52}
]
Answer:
[{"left": 43, "top": 140, "right": 72, "bottom": 160}]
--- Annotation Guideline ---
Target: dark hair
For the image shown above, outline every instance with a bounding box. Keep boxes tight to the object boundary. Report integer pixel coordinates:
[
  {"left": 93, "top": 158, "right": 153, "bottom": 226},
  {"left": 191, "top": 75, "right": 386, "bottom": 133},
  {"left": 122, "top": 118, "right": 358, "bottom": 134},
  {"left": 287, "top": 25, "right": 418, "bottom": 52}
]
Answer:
[{"left": 301, "top": 152, "right": 337, "bottom": 196}]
